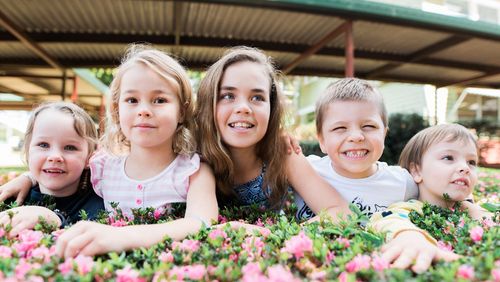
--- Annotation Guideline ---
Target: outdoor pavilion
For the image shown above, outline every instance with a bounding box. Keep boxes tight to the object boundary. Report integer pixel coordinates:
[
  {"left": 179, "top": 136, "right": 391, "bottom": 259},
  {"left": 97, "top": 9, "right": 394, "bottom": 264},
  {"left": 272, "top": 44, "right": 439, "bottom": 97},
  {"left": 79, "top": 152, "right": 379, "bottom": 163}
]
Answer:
[{"left": 0, "top": 0, "right": 499, "bottom": 120}]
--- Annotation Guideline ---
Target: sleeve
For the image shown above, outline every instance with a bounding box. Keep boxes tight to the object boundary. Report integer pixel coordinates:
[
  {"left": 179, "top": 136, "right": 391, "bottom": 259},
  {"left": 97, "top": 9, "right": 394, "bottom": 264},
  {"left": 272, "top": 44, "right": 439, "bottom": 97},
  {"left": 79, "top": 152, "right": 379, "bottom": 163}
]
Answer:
[
  {"left": 402, "top": 167, "right": 419, "bottom": 200},
  {"left": 368, "top": 200, "right": 437, "bottom": 245},
  {"left": 88, "top": 150, "right": 108, "bottom": 197},
  {"left": 175, "top": 153, "right": 201, "bottom": 194}
]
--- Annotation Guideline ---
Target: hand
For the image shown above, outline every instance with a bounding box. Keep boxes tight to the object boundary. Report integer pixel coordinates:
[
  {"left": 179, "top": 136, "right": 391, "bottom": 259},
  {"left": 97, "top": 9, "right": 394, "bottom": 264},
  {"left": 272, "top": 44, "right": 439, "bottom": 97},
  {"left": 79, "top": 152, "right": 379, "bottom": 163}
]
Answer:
[
  {"left": 283, "top": 133, "right": 302, "bottom": 155},
  {"left": 461, "top": 200, "right": 493, "bottom": 220},
  {"left": 55, "top": 221, "right": 132, "bottom": 258},
  {"left": 380, "top": 230, "right": 460, "bottom": 273},
  {"left": 0, "top": 175, "right": 32, "bottom": 204},
  {"left": 0, "top": 206, "right": 61, "bottom": 237}
]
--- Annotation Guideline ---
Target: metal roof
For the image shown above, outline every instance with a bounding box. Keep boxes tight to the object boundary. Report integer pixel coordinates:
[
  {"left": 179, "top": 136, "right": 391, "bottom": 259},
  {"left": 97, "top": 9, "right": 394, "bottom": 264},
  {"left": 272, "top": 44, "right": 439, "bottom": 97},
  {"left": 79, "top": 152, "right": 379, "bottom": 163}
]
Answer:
[{"left": 0, "top": 0, "right": 499, "bottom": 111}]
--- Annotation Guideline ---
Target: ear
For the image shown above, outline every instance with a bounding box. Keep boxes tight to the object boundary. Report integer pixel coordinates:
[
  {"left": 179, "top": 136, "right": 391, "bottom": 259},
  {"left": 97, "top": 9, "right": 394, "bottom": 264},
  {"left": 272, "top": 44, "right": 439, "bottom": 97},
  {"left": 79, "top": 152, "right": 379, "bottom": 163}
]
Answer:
[
  {"left": 409, "top": 162, "right": 423, "bottom": 184},
  {"left": 178, "top": 101, "right": 189, "bottom": 124},
  {"left": 383, "top": 127, "right": 388, "bottom": 138},
  {"left": 317, "top": 133, "right": 327, "bottom": 155}
]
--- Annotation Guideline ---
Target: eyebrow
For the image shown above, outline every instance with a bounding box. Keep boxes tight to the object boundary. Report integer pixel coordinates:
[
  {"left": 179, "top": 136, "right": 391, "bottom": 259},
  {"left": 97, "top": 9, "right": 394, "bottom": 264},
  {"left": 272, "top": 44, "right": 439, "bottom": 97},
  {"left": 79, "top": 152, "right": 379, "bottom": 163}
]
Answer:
[{"left": 220, "top": 85, "right": 267, "bottom": 93}]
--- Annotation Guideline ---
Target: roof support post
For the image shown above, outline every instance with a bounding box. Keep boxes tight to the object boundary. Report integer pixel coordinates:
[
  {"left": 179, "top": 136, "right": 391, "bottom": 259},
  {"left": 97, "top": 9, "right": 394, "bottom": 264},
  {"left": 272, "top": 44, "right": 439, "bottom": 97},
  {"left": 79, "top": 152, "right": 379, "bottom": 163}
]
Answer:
[
  {"left": 71, "top": 76, "right": 79, "bottom": 102},
  {"left": 344, "top": 20, "right": 354, "bottom": 77},
  {"left": 61, "top": 70, "right": 67, "bottom": 101},
  {"left": 282, "top": 21, "right": 349, "bottom": 74}
]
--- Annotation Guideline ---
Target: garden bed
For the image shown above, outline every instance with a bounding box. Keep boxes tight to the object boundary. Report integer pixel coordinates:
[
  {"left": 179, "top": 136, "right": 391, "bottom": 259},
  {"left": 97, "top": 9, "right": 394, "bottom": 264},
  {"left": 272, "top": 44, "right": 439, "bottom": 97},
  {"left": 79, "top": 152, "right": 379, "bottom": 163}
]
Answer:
[{"left": 0, "top": 169, "right": 498, "bottom": 281}]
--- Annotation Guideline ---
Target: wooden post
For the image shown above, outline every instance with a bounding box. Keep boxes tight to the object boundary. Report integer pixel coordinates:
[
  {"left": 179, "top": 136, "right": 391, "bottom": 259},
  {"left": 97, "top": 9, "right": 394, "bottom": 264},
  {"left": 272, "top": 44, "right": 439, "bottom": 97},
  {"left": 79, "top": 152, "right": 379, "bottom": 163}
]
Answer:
[{"left": 345, "top": 20, "right": 354, "bottom": 77}]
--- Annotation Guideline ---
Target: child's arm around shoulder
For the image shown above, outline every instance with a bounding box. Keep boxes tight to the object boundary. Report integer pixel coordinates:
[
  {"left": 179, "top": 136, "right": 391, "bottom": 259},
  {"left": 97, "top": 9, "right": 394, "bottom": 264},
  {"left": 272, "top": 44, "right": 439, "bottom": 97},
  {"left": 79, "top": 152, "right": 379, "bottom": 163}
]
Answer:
[
  {"left": 461, "top": 200, "right": 493, "bottom": 220},
  {"left": 0, "top": 173, "right": 34, "bottom": 204},
  {"left": 285, "top": 152, "right": 350, "bottom": 222},
  {"left": 55, "top": 163, "right": 218, "bottom": 258}
]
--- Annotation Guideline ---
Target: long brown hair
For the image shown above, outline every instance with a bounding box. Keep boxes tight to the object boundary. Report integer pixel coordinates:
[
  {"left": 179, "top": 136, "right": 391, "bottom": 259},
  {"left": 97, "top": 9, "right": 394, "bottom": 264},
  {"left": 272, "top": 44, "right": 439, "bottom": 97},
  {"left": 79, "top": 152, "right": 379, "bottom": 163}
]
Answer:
[{"left": 195, "top": 46, "right": 288, "bottom": 208}]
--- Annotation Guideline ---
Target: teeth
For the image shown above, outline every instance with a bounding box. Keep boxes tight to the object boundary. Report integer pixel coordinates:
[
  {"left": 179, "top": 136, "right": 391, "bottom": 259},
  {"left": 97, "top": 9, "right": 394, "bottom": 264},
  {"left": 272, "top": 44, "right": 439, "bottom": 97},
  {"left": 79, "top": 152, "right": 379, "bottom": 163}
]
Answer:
[
  {"left": 345, "top": 150, "right": 367, "bottom": 158},
  {"left": 44, "top": 169, "right": 64, "bottom": 173},
  {"left": 230, "top": 122, "right": 253, "bottom": 128},
  {"left": 454, "top": 181, "right": 466, "bottom": 185}
]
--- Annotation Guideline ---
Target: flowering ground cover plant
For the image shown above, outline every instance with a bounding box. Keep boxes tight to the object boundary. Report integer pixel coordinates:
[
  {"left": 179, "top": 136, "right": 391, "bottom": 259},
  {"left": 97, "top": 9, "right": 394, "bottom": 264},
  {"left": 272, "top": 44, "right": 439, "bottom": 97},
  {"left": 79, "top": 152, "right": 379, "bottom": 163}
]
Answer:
[{"left": 0, "top": 169, "right": 498, "bottom": 281}]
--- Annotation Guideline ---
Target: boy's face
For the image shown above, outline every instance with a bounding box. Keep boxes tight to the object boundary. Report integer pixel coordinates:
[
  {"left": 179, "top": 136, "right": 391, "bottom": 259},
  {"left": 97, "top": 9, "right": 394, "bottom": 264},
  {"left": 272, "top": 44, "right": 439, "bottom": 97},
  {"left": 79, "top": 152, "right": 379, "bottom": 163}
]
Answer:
[
  {"left": 28, "top": 110, "right": 90, "bottom": 197},
  {"left": 410, "top": 138, "right": 478, "bottom": 207},
  {"left": 318, "top": 100, "right": 386, "bottom": 179}
]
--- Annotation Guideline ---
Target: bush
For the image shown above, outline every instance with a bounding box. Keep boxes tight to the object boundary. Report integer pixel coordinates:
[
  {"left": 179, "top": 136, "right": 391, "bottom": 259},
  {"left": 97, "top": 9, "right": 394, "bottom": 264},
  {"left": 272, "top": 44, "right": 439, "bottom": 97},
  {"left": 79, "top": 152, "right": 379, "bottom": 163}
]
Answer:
[
  {"left": 300, "top": 140, "right": 325, "bottom": 157},
  {"left": 381, "top": 113, "right": 429, "bottom": 165}
]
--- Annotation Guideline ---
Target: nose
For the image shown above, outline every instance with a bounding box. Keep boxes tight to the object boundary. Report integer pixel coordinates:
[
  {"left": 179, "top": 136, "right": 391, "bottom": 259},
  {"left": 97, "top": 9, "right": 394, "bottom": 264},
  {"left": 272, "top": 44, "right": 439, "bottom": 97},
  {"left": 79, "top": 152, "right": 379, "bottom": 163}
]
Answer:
[
  {"left": 137, "top": 103, "right": 152, "bottom": 117},
  {"left": 47, "top": 150, "right": 63, "bottom": 163},
  {"left": 234, "top": 100, "right": 251, "bottom": 114},
  {"left": 348, "top": 129, "right": 365, "bottom": 142},
  {"left": 458, "top": 163, "right": 471, "bottom": 175}
]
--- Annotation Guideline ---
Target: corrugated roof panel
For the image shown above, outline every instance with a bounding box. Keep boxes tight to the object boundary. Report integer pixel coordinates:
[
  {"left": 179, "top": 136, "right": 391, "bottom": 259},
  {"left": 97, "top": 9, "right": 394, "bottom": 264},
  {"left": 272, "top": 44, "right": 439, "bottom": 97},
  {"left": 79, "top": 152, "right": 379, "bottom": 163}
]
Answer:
[
  {"left": 41, "top": 43, "right": 127, "bottom": 61},
  {"left": 297, "top": 55, "right": 387, "bottom": 73},
  {"left": 0, "top": 43, "right": 37, "bottom": 58},
  {"left": 182, "top": 2, "right": 344, "bottom": 45},
  {"left": 331, "top": 21, "right": 450, "bottom": 55},
  {"left": 384, "top": 63, "right": 482, "bottom": 82},
  {"left": 0, "top": 0, "right": 174, "bottom": 35},
  {"left": 429, "top": 38, "right": 500, "bottom": 67}
]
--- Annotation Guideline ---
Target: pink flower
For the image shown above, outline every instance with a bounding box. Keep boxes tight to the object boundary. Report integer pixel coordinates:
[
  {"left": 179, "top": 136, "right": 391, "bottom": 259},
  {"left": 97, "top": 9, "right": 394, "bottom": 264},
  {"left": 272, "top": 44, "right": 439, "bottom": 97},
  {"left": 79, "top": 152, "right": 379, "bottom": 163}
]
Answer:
[
  {"left": 456, "top": 265, "right": 474, "bottom": 280},
  {"left": 470, "top": 226, "right": 484, "bottom": 242},
  {"left": 267, "top": 265, "right": 300, "bottom": 282},
  {"left": 345, "top": 254, "right": 371, "bottom": 273},
  {"left": 242, "top": 262, "right": 262, "bottom": 276},
  {"left": 28, "top": 246, "right": 50, "bottom": 262},
  {"left": 255, "top": 218, "right": 264, "bottom": 227},
  {"left": 371, "top": 255, "right": 389, "bottom": 272},
  {"left": 326, "top": 250, "right": 336, "bottom": 264},
  {"left": 208, "top": 229, "right": 227, "bottom": 240},
  {"left": 15, "top": 259, "right": 34, "bottom": 279},
  {"left": 482, "top": 218, "right": 496, "bottom": 228},
  {"left": 58, "top": 259, "right": 74, "bottom": 275},
  {"left": 185, "top": 265, "right": 206, "bottom": 280},
  {"left": 158, "top": 251, "right": 174, "bottom": 263},
  {"left": 172, "top": 239, "right": 200, "bottom": 252},
  {"left": 218, "top": 215, "right": 228, "bottom": 224},
  {"left": 0, "top": 246, "right": 12, "bottom": 258},
  {"left": 338, "top": 272, "right": 349, "bottom": 282},
  {"left": 153, "top": 208, "right": 164, "bottom": 220},
  {"left": 309, "top": 270, "right": 327, "bottom": 280},
  {"left": 491, "top": 268, "right": 500, "bottom": 282},
  {"left": 111, "top": 219, "right": 128, "bottom": 227},
  {"left": 437, "top": 240, "right": 454, "bottom": 252},
  {"left": 242, "top": 236, "right": 265, "bottom": 260},
  {"left": 17, "top": 230, "right": 43, "bottom": 253},
  {"left": 51, "top": 229, "right": 65, "bottom": 240},
  {"left": 336, "top": 237, "right": 350, "bottom": 248},
  {"left": 281, "top": 231, "right": 313, "bottom": 260},
  {"left": 74, "top": 255, "right": 94, "bottom": 275},
  {"left": 458, "top": 218, "right": 465, "bottom": 228},
  {"left": 260, "top": 228, "right": 271, "bottom": 237},
  {"left": 116, "top": 266, "right": 144, "bottom": 282},
  {"left": 0, "top": 228, "right": 5, "bottom": 238}
]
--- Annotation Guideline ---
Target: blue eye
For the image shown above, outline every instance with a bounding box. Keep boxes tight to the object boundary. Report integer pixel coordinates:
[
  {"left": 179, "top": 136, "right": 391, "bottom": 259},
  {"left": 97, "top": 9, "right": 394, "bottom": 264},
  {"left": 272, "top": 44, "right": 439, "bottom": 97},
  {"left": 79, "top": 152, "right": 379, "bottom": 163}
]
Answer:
[
  {"left": 37, "top": 142, "right": 49, "bottom": 149},
  {"left": 442, "top": 155, "right": 453, "bottom": 161},
  {"left": 64, "top": 145, "right": 78, "bottom": 151},
  {"left": 251, "top": 95, "right": 265, "bottom": 102},
  {"left": 219, "top": 93, "right": 234, "bottom": 100},
  {"left": 125, "top": 97, "right": 138, "bottom": 104},
  {"left": 154, "top": 97, "right": 167, "bottom": 104},
  {"left": 468, "top": 160, "right": 477, "bottom": 166}
]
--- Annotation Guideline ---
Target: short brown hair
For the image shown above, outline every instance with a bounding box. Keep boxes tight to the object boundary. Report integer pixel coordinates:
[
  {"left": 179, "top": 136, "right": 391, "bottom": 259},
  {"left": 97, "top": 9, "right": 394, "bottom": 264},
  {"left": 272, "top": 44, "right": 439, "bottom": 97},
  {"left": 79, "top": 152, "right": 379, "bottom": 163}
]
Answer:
[
  {"left": 399, "top": 123, "right": 478, "bottom": 171},
  {"left": 315, "top": 78, "right": 388, "bottom": 135}
]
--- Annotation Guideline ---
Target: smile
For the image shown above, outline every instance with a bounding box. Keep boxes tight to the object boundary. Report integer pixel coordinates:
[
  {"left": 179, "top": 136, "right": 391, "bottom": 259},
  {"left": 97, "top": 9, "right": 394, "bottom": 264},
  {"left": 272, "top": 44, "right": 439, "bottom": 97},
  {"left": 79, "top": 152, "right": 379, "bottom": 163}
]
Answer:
[
  {"left": 43, "top": 169, "right": 66, "bottom": 174},
  {"left": 343, "top": 150, "right": 368, "bottom": 158},
  {"left": 229, "top": 122, "right": 254, "bottom": 129}
]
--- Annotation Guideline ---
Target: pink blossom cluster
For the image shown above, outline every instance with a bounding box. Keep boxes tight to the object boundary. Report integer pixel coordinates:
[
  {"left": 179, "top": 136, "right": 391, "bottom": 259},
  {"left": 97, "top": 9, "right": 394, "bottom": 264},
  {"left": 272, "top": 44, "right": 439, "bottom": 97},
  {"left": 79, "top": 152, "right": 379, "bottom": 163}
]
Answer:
[
  {"left": 281, "top": 231, "right": 313, "bottom": 260},
  {"left": 345, "top": 254, "right": 389, "bottom": 273}
]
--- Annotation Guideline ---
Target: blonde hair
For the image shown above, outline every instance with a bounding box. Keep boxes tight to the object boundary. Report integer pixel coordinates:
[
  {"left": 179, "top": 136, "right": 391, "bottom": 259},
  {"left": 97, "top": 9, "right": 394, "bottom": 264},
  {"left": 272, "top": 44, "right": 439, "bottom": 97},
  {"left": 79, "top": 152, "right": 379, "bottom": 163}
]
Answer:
[
  {"left": 23, "top": 101, "right": 98, "bottom": 164},
  {"left": 399, "top": 123, "right": 478, "bottom": 171},
  {"left": 195, "top": 46, "right": 288, "bottom": 208},
  {"left": 315, "top": 78, "right": 388, "bottom": 135},
  {"left": 102, "top": 44, "right": 196, "bottom": 156}
]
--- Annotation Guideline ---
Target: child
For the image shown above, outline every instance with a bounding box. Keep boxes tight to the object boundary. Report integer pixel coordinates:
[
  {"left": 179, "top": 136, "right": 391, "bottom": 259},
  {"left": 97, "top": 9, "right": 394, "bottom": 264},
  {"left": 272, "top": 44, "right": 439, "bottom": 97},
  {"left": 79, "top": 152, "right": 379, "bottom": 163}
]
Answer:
[
  {"left": 295, "top": 78, "right": 419, "bottom": 221},
  {"left": 369, "top": 124, "right": 491, "bottom": 272},
  {"left": 195, "top": 46, "right": 349, "bottom": 227},
  {"left": 0, "top": 45, "right": 218, "bottom": 258},
  {"left": 0, "top": 102, "right": 104, "bottom": 237}
]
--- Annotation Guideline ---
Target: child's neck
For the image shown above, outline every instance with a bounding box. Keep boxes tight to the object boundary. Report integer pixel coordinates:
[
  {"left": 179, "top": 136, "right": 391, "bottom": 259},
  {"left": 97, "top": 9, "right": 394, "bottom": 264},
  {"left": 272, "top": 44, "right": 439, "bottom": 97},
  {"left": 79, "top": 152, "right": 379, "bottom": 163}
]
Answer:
[
  {"left": 39, "top": 182, "right": 78, "bottom": 197},
  {"left": 418, "top": 187, "right": 456, "bottom": 209},
  {"left": 230, "top": 148, "right": 263, "bottom": 185},
  {"left": 126, "top": 146, "right": 176, "bottom": 180}
]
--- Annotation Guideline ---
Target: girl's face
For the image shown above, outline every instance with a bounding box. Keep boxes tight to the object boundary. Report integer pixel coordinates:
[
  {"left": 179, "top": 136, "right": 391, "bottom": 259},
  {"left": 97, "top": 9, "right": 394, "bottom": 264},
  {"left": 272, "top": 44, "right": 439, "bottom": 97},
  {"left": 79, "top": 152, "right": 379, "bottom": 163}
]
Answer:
[
  {"left": 216, "top": 61, "right": 271, "bottom": 152},
  {"left": 28, "top": 109, "right": 90, "bottom": 197},
  {"left": 119, "top": 64, "right": 182, "bottom": 151},
  {"left": 318, "top": 100, "right": 386, "bottom": 179},
  {"left": 411, "top": 138, "right": 478, "bottom": 207}
]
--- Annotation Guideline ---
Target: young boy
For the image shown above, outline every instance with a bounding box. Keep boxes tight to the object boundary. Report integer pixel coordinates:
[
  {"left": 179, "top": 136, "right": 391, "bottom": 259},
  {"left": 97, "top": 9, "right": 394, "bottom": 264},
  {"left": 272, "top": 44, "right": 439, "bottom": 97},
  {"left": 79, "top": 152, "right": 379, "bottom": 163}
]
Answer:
[
  {"left": 369, "top": 124, "right": 491, "bottom": 272},
  {"left": 295, "top": 78, "right": 418, "bottom": 220}
]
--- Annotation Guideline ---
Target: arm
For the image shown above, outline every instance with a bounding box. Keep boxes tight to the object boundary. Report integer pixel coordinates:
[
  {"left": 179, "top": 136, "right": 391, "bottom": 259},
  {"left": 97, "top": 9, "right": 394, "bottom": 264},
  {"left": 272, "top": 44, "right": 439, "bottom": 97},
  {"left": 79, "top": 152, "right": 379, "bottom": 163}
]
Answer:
[
  {"left": 55, "top": 163, "right": 218, "bottom": 258},
  {"left": 0, "top": 206, "right": 62, "bottom": 237},
  {"left": 0, "top": 174, "right": 33, "bottom": 204},
  {"left": 286, "top": 152, "right": 350, "bottom": 222},
  {"left": 461, "top": 200, "right": 493, "bottom": 220},
  {"left": 369, "top": 201, "right": 459, "bottom": 272}
]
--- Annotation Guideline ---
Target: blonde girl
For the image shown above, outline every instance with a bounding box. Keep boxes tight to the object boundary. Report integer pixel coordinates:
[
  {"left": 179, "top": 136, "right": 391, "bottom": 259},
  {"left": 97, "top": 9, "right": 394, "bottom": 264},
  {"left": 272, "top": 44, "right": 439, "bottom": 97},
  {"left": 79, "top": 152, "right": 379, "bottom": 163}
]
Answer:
[
  {"left": 196, "top": 46, "right": 349, "bottom": 228},
  {"left": 0, "top": 102, "right": 103, "bottom": 236}
]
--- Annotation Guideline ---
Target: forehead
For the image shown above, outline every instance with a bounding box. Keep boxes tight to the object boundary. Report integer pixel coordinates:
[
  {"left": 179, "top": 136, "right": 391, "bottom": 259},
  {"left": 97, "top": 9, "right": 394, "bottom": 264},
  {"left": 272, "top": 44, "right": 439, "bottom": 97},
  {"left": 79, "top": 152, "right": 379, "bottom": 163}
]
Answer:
[
  {"left": 323, "top": 100, "right": 384, "bottom": 123},
  {"left": 427, "top": 138, "right": 477, "bottom": 155},
  {"left": 32, "top": 110, "right": 78, "bottom": 136},
  {"left": 221, "top": 61, "right": 270, "bottom": 88}
]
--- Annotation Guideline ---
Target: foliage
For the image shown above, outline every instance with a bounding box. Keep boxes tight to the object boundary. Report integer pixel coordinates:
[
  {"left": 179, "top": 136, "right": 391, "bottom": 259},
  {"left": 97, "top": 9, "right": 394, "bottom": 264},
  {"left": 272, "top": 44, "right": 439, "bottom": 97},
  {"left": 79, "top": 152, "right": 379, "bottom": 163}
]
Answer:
[
  {"left": 0, "top": 169, "right": 498, "bottom": 281},
  {"left": 458, "top": 119, "right": 499, "bottom": 137}
]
